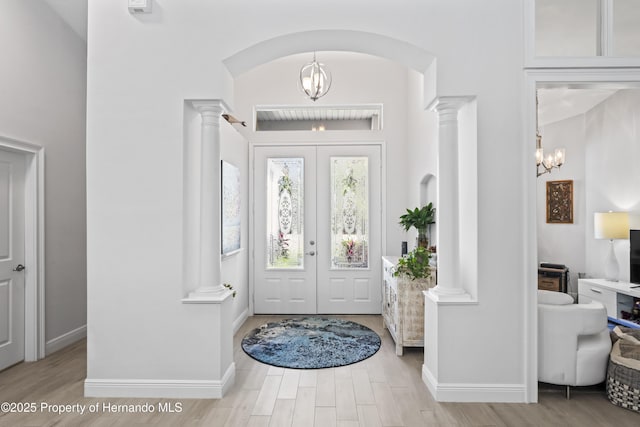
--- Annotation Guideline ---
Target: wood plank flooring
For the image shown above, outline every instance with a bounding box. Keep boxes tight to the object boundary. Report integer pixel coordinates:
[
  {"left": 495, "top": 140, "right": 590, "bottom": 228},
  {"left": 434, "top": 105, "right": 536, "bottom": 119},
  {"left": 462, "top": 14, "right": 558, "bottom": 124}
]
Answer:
[{"left": 0, "top": 315, "right": 638, "bottom": 426}]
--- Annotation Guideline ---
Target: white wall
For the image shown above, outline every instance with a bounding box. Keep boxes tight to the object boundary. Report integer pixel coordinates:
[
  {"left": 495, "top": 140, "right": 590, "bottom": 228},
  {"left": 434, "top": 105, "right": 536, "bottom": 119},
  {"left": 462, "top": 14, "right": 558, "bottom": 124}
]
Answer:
[
  {"left": 233, "top": 52, "right": 410, "bottom": 256},
  {"left": 538, "top": 89, "right": 640, "bottom": 289},
  {"left": 220, "top": 121, "right": 250, "bottom": 328},
  {"left": 537, "top": 113, "right": 587, "bottom": 296},
  {"left": 406, "top": 70, "right": 438, "bottom": 250},
  {"left": 0, "top": 0, "right": 87, "bottom": 351},
  {"left": 87, "top": 0, "right": 526, "bottom": 400},
  {"left": 585, "top": 89, "right": 640, "bottom": 281}
]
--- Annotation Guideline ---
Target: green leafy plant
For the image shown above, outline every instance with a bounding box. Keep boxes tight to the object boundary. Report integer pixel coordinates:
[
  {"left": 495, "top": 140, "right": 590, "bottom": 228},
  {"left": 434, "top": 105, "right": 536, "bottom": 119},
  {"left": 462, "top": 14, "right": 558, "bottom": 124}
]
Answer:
[
  {"left": 223, "top": 283, "right": 237, "bottom": 298},
  {"left": 399, "top": 203, "right": 436, "bottom": 248},
  {"left": 398, "top": 203, "right": 435, "bottom": 232},
  {"left": 392, "top": 247, "right": 432, "bottom": 280}
]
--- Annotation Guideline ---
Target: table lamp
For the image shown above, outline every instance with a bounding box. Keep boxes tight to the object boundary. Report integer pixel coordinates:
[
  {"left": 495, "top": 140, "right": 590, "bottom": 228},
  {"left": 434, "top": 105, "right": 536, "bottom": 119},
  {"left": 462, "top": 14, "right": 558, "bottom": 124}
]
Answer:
[{"left": 594, "top": 211, "right": 629, "bottom": 282}]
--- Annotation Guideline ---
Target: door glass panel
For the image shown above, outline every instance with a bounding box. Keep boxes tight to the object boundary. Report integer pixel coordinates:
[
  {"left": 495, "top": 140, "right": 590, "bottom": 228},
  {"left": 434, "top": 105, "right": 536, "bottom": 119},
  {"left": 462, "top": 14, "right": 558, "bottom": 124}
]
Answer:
[
  {"left": 266, "top": 158, "right": 304, "bottom": 269},
  {"left": 330, "top": 157, "right": 369, "bottom": 269}
]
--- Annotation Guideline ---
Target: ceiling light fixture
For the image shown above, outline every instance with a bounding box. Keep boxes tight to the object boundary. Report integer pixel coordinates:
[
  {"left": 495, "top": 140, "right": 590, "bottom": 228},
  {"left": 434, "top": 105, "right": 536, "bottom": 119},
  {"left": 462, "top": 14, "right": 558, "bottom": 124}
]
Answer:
[
  {"left": 299, "top": 53, "right": 331, "bottom": 102},
  {"left": 536, "top": 91, "right": 566, "bottom": 177}
]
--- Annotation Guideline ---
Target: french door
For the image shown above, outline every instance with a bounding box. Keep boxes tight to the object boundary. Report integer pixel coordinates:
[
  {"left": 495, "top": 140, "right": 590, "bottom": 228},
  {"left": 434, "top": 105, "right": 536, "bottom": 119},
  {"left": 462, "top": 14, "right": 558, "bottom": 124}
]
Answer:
[{"left": 253, "top": 144, "right": 382, "bottom": 314}]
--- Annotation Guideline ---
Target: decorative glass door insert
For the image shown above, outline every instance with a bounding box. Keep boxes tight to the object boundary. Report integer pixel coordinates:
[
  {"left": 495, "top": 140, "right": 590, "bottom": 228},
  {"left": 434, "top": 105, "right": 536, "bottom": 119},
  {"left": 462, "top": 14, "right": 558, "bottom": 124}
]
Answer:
[
  {"left": 330, "top": 157, "right": 369, "bottom": 269},
  {"left": 266, "top": 158, "right": 304, "bottom": 269}
]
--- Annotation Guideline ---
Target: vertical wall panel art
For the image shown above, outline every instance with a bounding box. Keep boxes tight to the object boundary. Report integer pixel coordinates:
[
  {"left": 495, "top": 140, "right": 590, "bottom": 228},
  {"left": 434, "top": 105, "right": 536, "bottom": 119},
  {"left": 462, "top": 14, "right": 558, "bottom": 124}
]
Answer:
[{"left": 222, "top": 160, "right": 241, "bottom": 255}]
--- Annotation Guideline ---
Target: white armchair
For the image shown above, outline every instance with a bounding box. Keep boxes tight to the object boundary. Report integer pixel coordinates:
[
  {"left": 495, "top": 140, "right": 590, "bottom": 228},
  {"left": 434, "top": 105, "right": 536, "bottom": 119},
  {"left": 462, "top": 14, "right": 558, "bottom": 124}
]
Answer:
[{"left": 538, "top": 290, "right": 612, "bottom": 398}]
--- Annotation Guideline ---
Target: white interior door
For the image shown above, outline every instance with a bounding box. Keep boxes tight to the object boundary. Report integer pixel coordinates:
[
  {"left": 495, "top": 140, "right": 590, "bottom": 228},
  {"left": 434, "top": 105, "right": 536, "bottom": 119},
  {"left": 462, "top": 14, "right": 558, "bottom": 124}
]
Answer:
[
  {"left": 254, "top": 146, "right": 317, "bottom": 314},
  {"left": 0, "top": 149, "right": 26, "bottom": 371},
  {"left": 253, "top": 144, "right": 382, "bottom": 314}
]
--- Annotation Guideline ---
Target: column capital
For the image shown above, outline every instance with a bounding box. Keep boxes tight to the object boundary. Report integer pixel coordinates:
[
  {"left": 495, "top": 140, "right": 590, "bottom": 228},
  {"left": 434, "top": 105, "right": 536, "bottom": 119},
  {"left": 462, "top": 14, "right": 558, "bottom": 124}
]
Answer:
[
  {"left": 428, "top": 96, "right": 475, "bottom": 114},
  {"left": 428, "top": 96, "right": 475, "bottom": 125},
  {"left": 191, "top": 99, "right": 230, "bottom": 117}
]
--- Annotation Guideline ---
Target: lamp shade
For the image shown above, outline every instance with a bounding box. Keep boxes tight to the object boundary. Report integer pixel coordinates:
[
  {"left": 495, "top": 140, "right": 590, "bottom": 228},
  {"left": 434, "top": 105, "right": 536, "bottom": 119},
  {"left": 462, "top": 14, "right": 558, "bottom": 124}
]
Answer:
[{"left": 594, "top": 212, "right": 630, "bottom": 240}]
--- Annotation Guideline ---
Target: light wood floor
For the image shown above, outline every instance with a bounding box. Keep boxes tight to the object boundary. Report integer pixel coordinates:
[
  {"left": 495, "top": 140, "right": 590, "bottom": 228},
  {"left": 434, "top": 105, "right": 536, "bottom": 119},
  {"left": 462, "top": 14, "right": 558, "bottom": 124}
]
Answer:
[{"left": 0, "top": 315, "right": 638, "bottom": 426}]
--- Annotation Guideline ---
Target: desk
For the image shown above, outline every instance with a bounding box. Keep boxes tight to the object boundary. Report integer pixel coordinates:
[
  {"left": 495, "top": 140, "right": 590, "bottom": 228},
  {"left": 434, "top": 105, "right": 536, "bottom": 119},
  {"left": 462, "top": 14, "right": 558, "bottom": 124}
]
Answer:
[{"left": 578, "top": 279, "right": 640, "bottom": 328}]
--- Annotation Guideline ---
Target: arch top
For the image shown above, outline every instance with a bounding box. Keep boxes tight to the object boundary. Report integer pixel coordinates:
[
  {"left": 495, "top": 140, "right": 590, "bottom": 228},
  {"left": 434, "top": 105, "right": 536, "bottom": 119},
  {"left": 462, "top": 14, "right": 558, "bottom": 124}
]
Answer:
[{"left": 223, "top": 29, "right": 436, "bottom": 77}]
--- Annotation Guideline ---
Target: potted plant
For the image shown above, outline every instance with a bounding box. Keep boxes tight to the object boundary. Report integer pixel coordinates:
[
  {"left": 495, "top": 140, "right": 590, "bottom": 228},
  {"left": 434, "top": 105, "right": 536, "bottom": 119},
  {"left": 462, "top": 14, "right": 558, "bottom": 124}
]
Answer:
[
  {"left": 393, "top": 246, "right": 432, "bottom": 280},
  {"left": 399, "top": 203, "right": 435, "bottom": 248}
]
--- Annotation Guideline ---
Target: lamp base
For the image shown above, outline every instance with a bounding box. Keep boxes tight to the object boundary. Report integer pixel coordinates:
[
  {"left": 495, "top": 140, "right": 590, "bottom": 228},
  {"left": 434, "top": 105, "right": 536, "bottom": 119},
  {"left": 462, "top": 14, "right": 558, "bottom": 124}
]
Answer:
[{"left": 604, "top": 240, "right": 620, "bottom": 282}]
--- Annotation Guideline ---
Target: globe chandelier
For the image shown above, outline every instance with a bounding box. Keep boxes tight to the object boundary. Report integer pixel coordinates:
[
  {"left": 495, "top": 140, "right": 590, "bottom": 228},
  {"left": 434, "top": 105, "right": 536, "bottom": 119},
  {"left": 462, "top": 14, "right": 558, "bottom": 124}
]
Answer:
[{"left": 299, "top": 52, "right": 332, "bottom": 102}]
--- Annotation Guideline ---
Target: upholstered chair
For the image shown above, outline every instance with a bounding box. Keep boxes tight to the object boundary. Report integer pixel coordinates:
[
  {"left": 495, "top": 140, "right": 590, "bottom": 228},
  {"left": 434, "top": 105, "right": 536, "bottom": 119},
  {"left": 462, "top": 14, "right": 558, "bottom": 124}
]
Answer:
[{"left": 538, "top": 289, "right": 612, "bottom": 398}]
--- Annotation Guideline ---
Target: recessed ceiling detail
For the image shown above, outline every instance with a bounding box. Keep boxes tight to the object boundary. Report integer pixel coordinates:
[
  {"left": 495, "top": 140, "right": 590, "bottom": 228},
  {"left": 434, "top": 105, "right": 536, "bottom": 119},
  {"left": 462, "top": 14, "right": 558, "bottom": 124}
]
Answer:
[{"left": 255, "top": 105, "right": 383, "bottom": 131}]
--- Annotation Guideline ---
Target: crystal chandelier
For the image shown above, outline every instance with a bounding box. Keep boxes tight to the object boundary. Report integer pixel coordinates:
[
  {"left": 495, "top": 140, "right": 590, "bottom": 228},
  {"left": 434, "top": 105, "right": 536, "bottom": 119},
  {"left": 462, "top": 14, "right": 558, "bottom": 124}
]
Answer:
[
  {"left": 536, "top": 91, "right": 566, "bottom": 177},
  {"left": 299, "top": 53, "right": 331, "bottom": 102}
]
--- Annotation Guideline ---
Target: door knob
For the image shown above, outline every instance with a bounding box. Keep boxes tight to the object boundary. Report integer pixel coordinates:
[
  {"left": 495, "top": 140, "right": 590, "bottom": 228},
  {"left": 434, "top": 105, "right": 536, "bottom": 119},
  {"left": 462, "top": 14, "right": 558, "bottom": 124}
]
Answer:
[
  {"left": 13, "top": 264, "right": 25, "bottom": 272},
  {"left": 305, "top": 251, "right": 316, "bottom": 256},
  {"left": 309, "top": 240, "right": 315, "bottom": 245}
]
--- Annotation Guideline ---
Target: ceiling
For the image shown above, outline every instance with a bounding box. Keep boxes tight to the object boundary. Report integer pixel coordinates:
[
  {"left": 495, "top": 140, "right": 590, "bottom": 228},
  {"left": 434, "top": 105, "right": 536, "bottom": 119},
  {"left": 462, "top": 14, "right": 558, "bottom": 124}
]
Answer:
[{"left": 538, "top": 88, "right": 618, "bottom": 127}]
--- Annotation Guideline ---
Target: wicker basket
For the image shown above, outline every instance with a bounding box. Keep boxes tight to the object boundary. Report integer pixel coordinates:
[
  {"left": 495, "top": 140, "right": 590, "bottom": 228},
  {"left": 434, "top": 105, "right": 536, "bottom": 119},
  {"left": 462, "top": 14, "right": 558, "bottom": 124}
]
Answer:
[
  {"left": 606, "top": 359, "right": 640, "bottom": 412},
  {"left": 606, "top": 331, "right": 640, "bottom": 413}
]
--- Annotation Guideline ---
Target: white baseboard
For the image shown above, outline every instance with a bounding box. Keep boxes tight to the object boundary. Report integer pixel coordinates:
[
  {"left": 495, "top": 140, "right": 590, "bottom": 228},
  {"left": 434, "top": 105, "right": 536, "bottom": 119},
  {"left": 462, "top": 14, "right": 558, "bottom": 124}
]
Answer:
[
  {"left": 85, "top": 363, "right": 236, "bottom": 399},
  {"left": 233, "top": 308, "right": 249, "bottom": 335},
  {"left": 46, "top": 324, "right": 86, "bottom": 356},
  {"left": 422, "top": 364, "right": 526, "bottom": 403}
]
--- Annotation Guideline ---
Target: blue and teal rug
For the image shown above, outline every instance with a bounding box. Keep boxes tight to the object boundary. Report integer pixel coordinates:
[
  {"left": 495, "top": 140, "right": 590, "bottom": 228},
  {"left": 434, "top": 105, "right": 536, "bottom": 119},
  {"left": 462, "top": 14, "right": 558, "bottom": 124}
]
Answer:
[{"left": 241, "top": 317, "right": 381, "bottom": 369}]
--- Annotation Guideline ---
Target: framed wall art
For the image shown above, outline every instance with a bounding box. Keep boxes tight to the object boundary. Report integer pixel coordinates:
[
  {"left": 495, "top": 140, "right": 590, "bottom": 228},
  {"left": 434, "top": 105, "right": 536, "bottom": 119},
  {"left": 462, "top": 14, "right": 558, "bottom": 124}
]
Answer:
[
  {"left": 546, "top": 179, "right": 573, "bottom": 224},
  {"left": 221, "top": 160, "right": 241, "bottom": 255}
]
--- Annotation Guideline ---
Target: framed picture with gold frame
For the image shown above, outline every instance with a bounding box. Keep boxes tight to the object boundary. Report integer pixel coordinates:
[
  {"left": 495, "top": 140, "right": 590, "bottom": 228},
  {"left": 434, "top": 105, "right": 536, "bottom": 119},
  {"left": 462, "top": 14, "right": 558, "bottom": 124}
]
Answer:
[{"left": 546, "top": 180, "right": 573, "bottom": 224}]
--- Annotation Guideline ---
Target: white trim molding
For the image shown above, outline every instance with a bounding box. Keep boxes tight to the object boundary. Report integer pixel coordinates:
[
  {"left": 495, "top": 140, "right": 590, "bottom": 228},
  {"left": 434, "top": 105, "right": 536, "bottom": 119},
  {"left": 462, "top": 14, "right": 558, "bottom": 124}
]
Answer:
[
  {"left": 422, "top": 365, "right": 525, "bottom": 403},
  {"left": 85, "top": 363, "right": 236, "bottom": 399},
  {"left": 233, "top": 308, "right": 249, "bottom": 335},
  {"left": 522, "top": 67, "right": 640, "bottom": 404},
  {"left": 0, "top": 135, "right": 45, "bottom": 362},
  {"left": 46, "top": 325, "right": 86, "bottom": 356}
]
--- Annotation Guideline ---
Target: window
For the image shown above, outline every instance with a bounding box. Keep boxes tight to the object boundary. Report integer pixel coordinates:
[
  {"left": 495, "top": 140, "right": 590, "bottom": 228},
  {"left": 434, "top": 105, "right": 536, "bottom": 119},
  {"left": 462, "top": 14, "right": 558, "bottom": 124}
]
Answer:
[{"left": 255, "top": 105, "right": 382, "bottom": 131}]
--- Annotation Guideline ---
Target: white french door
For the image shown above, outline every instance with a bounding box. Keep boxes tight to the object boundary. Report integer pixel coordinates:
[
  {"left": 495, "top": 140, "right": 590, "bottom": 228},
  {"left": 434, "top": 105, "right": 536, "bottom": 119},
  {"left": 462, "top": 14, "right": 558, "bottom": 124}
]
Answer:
[
  {"left": 253, "top": 144, "right": 381, "bottom": 314},
  {"left": 254, "top": 146, "right": 317, "bottom": 313},
  {"left": 0, "top": 149, "right": 26, "bottom": 371}
]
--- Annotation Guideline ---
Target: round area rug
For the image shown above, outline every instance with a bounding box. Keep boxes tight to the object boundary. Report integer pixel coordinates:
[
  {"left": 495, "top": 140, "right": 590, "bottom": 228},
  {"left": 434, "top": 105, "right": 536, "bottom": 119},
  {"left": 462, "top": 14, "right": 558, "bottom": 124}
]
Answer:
[{"left": 241, "top": 317, "right": 381, "bottom": 369}]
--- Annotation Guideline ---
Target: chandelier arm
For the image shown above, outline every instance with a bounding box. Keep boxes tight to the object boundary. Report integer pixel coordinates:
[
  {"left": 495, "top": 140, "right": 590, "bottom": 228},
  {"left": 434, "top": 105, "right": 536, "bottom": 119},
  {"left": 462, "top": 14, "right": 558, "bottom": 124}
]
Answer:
[
  {"left": 535, "top": 90, "right": 566, "bottom": 178},
  {"left": 312, "top": 62, "right": 322, "bottom": 100}
]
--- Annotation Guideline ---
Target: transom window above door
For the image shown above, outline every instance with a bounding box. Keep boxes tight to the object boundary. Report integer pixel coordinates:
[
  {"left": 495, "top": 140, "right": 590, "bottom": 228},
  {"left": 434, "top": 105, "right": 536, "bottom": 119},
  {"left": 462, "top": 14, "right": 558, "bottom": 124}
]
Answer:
[{"left": 255, "top": 104, "right": 383, "bottom": 132}]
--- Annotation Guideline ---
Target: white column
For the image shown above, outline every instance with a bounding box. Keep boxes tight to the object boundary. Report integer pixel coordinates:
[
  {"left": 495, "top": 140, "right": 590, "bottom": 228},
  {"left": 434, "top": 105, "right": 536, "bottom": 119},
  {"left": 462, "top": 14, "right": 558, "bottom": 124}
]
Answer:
[
  {"left": 181, "top": 101, "right": 235, "bottom": 398},
  {"left": 189, "top": 101, "right": 229, "bottom": 299},
  {"left": 429, "top": 97, "right": 471, "bottom": 300}
]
